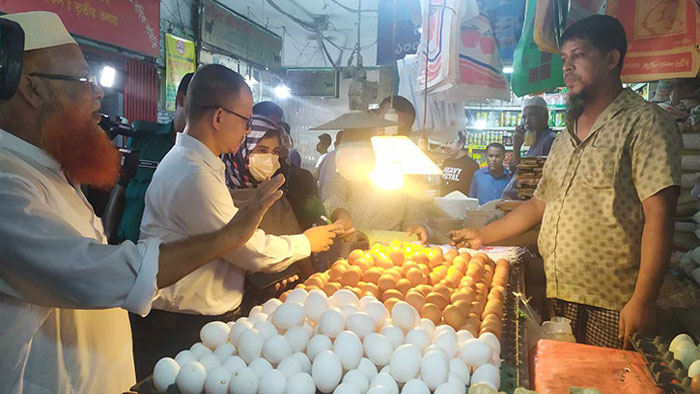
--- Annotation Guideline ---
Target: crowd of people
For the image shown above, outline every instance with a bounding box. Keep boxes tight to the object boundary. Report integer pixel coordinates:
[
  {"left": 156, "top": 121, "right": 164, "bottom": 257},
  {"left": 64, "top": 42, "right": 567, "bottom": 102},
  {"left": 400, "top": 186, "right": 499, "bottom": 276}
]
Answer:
[{"left": 0, "top": 10, "right": 681, "bottom": 394}]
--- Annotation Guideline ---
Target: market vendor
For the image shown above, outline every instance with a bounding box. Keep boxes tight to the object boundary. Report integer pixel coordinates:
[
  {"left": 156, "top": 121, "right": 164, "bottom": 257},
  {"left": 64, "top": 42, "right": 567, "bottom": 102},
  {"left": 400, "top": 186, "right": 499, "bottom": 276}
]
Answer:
[
  {"left": 136, "top": 64, "right": 340, "bottom": 377},
  {"left": 0, "top": 12, "right": 284, "bottom": 394},
  {"left": 451, "top": 15, "right": 681, "bottom": 349}
]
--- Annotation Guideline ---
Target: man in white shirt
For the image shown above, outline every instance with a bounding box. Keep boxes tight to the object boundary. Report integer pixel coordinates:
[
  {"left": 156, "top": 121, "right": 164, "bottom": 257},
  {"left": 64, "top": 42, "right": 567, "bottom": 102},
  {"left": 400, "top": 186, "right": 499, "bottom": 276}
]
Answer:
[
  {"left": 0, "top": 12, "right": 284, "bottom": 394},
  {"left": 138, "top": 64, "right": 340, "bottom": 370}
]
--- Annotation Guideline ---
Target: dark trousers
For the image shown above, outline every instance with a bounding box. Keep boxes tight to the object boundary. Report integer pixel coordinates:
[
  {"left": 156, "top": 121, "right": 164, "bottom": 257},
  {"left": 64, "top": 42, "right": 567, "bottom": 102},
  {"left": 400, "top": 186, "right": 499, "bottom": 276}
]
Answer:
[{"left": 130, "top": 307, "right": 240, "bottom": 382}]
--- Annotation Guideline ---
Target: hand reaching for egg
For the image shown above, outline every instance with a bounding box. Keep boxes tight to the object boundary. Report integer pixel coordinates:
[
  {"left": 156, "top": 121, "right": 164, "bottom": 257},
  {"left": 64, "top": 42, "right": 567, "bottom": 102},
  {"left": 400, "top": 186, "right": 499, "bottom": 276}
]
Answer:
[
  {"left": 618, "top": 296, "right": 657, "bottom": 349},
  {"left": 406, "top": 226, "right": 429, "bottom": 245},
  {"left": 449, "top": 228, "right": 485, "bottom": 249}
]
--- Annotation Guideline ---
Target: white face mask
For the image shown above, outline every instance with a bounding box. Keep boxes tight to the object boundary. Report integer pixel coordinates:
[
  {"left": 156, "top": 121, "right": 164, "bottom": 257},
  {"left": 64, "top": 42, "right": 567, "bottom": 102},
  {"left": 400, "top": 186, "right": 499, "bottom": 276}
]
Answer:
[{"left": 249, "top": 153, "right": 281, "bottom": 182}]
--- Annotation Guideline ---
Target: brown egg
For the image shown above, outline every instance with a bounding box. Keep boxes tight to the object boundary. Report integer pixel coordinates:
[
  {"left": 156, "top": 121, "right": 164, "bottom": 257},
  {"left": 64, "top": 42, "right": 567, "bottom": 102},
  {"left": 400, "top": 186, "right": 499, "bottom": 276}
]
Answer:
[
  {"left": 377, "top": 274, "right": 397, "bottom": 294},
  {"left": 451, "top": 290, "right": 474, "bottom": 305},
  {"left": 373, "top": 252, "right": 394, "bottom": 269},
  {"left": 428, "top": 273, "right": 440, "bottom": 286},
  {"left": 453, "top": 260, "right": 468, "bottom": 275},
  {"left": 417, "top": 263, "right": 430, "bottom": 276},
  {"left": 354, "top": 258, "right": 374, "bottom": 274},
  {"left": 426, "top": 292, "right": 448, "bottom": 310},
  {"left": 483, "top": 300, "right": 504, "bottom": 319},
  {"left": 471, "top": 301, "right": 484, "bottom": 315},
  {"left": 384, "top": 297, "right": 401, "bottom": 312},
  {"left": 443, "top": 305, "right": 466, "bottom": 329},
  {"left": 425, "top": 249, "right": 443, "bottom": 268},
  {"left": 348, "top": 249, "right": 366, "bottom": 265},
  {"left": 280, "top": 290, "right": 291, "bottom": 302},
  {"left": 453, "top": 300, "right": 471, "bottom": 316},
  {"left": 416, "top": 284, "right": 433, "bottom": 296},
  {"left": 305, "top": 275, "right": 325, "bottom": 289},
  {"left": 481, "top": 313, "right": 501, "bottom": 327},
  {"left": 406, "top": 268, "right": 426, "bottom": 286},
  {"left": 488, "top": 289, "right": 505, "bottom": 303},
  {"left": 388, "top": 247, "right": 405, "bottom": 266},
  {"left": 412, "top": 252, "right": 430, "bottom": 267},
  {"left": 400, "top": 261, "right": 419, "bottom": 277},
  {"left": 444, "top": 248, "right": 459, "bottom": 261},
  {"left": 432, "top": 266, "right": 448, "bottom": 280},
  {"left": 475, "top": 282, "right": 489, "bottom": 296},
  {"left": 359, "top": 282, "right": 380, "bottom": 297},
  {"left": 328, "top": 264, "right": 346, "bottom": 282},
  {"left": 433, "top": 284, "right": 451, "bottom": 299},
  {"left": 405, "top": 291, "right": 426, "bottom": 311},
  {"left": 323, "top": 282, "right": 341, "bottom": 296},
  {"left": 386, "top": 268, "right": 403, "bottom": 282},
  {"left": 396, "top": 278, "right": 413, "bottom": 295},
  {"left": 305, "top": 285, "right": 320, "bottom": 292},
  {"left": 480, "top": 319, "right": 502, "bottom": 339},
  {"left": 362, "top": 267, "right": 383, "bottom": 284},
  {"left": 420, "top": 303, "right": 443, "bottom": 325},
  {"left": 341, "top": 266, "right": 362, "bottom": 287},
  {"left": 382, "top": 289, "right": 404, "bottom": 302}
]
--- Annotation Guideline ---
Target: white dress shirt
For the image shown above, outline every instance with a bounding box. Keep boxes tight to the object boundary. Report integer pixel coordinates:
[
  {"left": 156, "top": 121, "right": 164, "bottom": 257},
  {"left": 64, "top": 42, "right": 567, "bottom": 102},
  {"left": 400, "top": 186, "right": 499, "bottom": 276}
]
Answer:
[
  {"left": 0, "top": 129, "right": 160, "bottom": 394},
  {"left": 141, "top": 133, "right": 310, "bottom": 315}
]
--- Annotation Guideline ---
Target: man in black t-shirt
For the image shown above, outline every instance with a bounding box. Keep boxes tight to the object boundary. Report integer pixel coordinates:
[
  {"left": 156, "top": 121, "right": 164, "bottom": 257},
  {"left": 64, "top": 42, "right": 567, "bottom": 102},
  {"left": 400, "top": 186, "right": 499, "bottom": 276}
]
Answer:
[{"left": 439, "top": 131, "right": 479, "bottom": 196}]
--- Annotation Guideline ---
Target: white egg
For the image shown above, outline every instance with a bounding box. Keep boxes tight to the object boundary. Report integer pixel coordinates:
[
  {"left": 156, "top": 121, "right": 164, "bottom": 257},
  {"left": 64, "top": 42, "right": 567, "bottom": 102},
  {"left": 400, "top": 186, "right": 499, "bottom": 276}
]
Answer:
[
  {"left": 230, "top": 320, "right": 254, "bottom": 345},
  {"left": 370, "top": 373, "right": 399, "bottom": 394},
  {"left": 255, "top": 321, "right": 279, "bottom": 340},
  {"left": 214, "top": 342, "right": 237, "bottom": 363},
  {"left": 283, "top": 326, "right": 311, "bottom": 353},
  {"left": 175, "top": 350, "right": 198, "bottom": 367},
  {"left": 391, "top": 302, "right": 419, "bottom": 332},
  {"left": 223, "top": 356, "right": 247, "bottom": 374},
  {"left": 342, "top": 305, "right": 361, "bottom": 319},
  {"left": 487, "top": 354, "right": 501, "bottom": 368},
  {"left": 380, "top": 366, "right": 391, "bottom": 375},
  {"left": 347, "top": 312, "right": 376, "bottom": 339},
  {"left": 334, "top": 382, "right": 361, "bottom": 394},
  {"left": 670, "top": 333, "right": 695, "bottom": 354},
  {"left": 201, "top": 321, "right": 231, "bottom": 349},
  {"left": 249, "top": 312, "right": 269, "bottom": 325},
  {"left": 331, "top": 289, "right": 360, "bottom": 308},
  {"left": 447, "top": 372, "right": 466, "bottom": 387},
  {"left": 389, "top": 344, "right": 422, "bottom": 383},
  {"left": 230, "top": 367, "right": 260, "bottom": 394},
  {"left": 470, "top": 364, "right": 500, "bottom": 390},
  {"left": 285, "top": 372, "right": 316, "bottom": 394},
  {"left": 364, "top": 333, "right": 393, "bottom": 367},
  {"left": 419, "top": 319, "right": 435, "bottom": 338},
  {"left": 273, "top": 302, "right": 306, "bottom": 331},
  {"left": 674, "top": 342, "right": 699, "bottom": 369},
  {"left": 423, "top": 345, "right": 448, "bottom": 359},
  {"left": 303, "top": 322, "right": 314, "bottom": 338},
  {"left": 363, "top": 302, "right": 389, "bottom": 330},
  {"left": 434, "top": 381, "right": 465, "bottom": 394},
  {"left": 478, "top": 333, "right": 501, "bottom": 357},
  {"left": 380, "top": 325, "right": 405, "bottom": 349},
  {"left": 360, "top": 296, "right": 377, "bottom": 309},
  {"left": 293, "top": 352, "right": 312, "bottom": 373},
  {"left": 239, "top": 329, "right": 264, "bottom": 363},
  {"left": 459, "top": 339, "right": 492, "bottom": 369},
  {"left": 307, "top": 334, "right": 333, "bottom": 361},
  {"left": 357, "top": 357, "right": 379, "bottom": 382},
  {"left": 449, "top": 359, "right": 470, "bottom": 385},
  {"left": 405, "top": 328, "right": 431, "bottom": 351},
  {"left": 228, "top": 321, "right": 236, "bottom": 330},
  {"left": 305, "top": 290, "right": 330, "bottom": 322},
  {"left": 367, "top": 387, "right": 394, "bottom": 394},
  {"left": 690, "top": 359, "right": 700, "bottom": 377},
  {"left": 263, "top": 334, "right": 294, "bottom": 365},
  {"left": 248, "top": 358, "right": 273, "bottom": 379},
  {"left": 263, "top": 298, "right": 284, "bottom": 315},
  {"left": 259, "top": 369, "right": 287, "bottom": 394},
  {"left": 153, "top": 357, "right": 180, "bottom": 393},
  {"left": 401, "top": 379, "right": 430, "bottom": 394},
  {"left": 200, "top": 353, "right": 223, "bottom": 371},
  {"left": 191, "top": 342, "right": 214, "bottom": 359},
  {"left": 312, "top": 350, "right": 343, "bottom": 393},
  {"left": 420, "top": 348, "right": 448, "bottom": 390},
  {"left": 287, "top": 288, "right": 310, "bottom": 305},
  {"left": 457, "top": 330, "right": 474, "bottom": 346},
  {"left": 342, "top": 369, "right": 370, "bottom": 394},
  {"left": 251, "top": 305, "right": 264, "bottom": 315},
  {"left": 278, "top": 356, "right": 304, "bottom": 378},
  {"left": 434, "top": 331, "right": 459, "bottom": 359},
  {"left": 434, "top": 325, "right": 456, "bottom": 337},
  {"left": 204, "top": 365, "right": 232, "bottom": 394},
  {"left": 334, "top": 330, "right": 364, "bottom": 370},
  {"left": 176, "top": 361, "right": 207, "bottom": 394},
  {"left": 319, "top": 308, "right": 346, "bottom": 338}
]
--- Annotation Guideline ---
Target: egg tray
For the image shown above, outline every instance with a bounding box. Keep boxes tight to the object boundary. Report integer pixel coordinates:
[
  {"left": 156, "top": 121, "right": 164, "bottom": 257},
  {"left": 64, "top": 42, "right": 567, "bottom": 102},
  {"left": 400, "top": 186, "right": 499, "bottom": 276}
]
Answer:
[
  {"left": 498, "top": 256, "right": 528, "bottom": 393},
  {"left": 629, "top": 333, "right": 692, "bottom": 394}
]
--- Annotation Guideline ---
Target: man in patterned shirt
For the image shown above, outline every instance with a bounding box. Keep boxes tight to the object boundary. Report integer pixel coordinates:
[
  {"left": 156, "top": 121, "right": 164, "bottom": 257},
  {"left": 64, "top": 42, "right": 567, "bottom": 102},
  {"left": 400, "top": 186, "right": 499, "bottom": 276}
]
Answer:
[{"left": 451, "top": 15, "right": 680, "bottom": 348}]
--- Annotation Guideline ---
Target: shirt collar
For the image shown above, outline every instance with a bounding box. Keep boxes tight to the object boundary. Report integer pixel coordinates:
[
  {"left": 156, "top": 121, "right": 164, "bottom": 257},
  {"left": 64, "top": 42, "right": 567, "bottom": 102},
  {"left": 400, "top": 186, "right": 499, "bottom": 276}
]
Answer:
[
  {"left": 176, "top": 133, "right": 225, "bottom": 172},
  {"left": 565, "top": 88, "right": 642, "bottom": 144},
  {"left": 483, "top": 166, "right": 510, "bottom": 178},
  {"left": 0, "top": 128, "right": 63, "bottom": 173}
]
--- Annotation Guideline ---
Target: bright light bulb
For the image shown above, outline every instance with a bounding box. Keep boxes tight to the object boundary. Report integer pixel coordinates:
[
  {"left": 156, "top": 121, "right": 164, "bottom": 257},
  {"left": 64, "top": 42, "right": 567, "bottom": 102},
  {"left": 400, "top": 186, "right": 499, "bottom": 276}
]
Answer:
[
  {"left": 100, "top": 65, "right": 116, "bottom": 88},
  {"left": 370, "top": 165, "right": 404, "bottom": 191},
  {"left": 274, "top": 84, "right": 291, "bottom": 99},
  {"left": 502, "top": 66, "right": 513, "bottom": 74}
]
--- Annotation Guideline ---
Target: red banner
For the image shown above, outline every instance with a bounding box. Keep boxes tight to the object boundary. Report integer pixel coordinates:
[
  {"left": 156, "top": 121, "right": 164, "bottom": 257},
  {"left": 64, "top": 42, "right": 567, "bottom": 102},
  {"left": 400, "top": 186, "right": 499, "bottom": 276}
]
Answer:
[{"left": 0, "top": 0, "right": 160, "bottom": 57}]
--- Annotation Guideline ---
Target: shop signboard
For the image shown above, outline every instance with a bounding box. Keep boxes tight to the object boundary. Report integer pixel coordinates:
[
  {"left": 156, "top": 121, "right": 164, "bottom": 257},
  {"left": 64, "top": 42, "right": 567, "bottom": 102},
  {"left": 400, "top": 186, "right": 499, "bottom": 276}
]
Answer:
[
  {"left": 0, "top": 0, "right": 160, "bottom": 57},
  {"left": 200, "top": 0, "right": 282, "bottom": 72},
  {"left": 285, "top": 68, "right": 339, "bottom": 98},
  {"left": 165, "top": 34, "right": 196, "bottom": 112}
]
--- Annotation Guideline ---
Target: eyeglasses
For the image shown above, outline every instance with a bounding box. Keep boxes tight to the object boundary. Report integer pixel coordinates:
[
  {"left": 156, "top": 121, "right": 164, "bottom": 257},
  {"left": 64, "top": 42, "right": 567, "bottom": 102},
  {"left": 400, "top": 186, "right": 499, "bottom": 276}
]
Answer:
[
  {"left": 27, "top": 72, "right": 100, "bottom": 92},
  {"left": 199, "top": 105, "right": 253, "bottom": 130}
]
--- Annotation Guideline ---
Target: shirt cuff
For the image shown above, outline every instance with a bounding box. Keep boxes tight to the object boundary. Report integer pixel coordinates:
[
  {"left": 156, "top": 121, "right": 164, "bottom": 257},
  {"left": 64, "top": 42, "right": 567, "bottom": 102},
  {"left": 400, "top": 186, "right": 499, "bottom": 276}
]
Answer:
[
  {"left": 123, "top": 238, "right": 161, "bottom": 317},
  {"left": 289, "top": 233, "right": 312, "bottom": 260}
]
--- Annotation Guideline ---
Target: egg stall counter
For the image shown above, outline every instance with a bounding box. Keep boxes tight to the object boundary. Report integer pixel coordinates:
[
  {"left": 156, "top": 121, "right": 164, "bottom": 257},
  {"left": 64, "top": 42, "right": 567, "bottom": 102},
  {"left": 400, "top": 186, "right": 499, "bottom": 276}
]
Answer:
[{"left": 131, "top": 242, "right": 530, "bottom": 394}]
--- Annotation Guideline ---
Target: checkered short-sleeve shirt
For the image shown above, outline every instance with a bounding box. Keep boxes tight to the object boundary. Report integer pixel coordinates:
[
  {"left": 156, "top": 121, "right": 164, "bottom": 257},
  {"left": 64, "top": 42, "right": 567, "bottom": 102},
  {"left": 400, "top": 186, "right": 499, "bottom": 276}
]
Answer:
[{"left": 534, "top": 88, "right": 681, "bottom": 311}]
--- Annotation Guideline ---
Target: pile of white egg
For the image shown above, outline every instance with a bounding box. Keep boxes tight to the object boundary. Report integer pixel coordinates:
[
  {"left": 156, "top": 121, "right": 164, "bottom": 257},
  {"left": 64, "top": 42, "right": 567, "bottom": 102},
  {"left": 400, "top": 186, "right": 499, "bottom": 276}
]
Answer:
[{"left": 153, "top": 289, "right": 501, "bottom": 394}]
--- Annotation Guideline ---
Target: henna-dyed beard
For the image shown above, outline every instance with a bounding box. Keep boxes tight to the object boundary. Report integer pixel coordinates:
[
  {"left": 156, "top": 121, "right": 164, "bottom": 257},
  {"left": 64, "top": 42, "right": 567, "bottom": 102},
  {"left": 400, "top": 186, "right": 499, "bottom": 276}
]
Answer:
[{"left": 41, "top": 106, "right": 120, "bottom": 189}]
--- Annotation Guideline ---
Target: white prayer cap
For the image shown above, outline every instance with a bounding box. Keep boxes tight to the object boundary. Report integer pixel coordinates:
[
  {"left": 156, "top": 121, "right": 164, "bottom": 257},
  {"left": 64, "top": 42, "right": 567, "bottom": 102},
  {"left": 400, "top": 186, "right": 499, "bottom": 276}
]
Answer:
[
  {"left": 0, "top": 11, "right": 77, "bottom": 51},
  {"left": 522, "top": 96, "right": 548, "bottom": 110}
]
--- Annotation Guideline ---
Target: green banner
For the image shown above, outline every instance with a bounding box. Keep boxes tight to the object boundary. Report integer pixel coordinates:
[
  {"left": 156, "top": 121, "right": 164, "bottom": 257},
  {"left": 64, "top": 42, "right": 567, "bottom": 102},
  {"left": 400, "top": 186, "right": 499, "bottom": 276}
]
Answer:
[
  {"left": 165, "top": 34, "right": 196, "bottom": 112},
  {"left": 511, "top": 0, "right": 565, "bottom": 96}
]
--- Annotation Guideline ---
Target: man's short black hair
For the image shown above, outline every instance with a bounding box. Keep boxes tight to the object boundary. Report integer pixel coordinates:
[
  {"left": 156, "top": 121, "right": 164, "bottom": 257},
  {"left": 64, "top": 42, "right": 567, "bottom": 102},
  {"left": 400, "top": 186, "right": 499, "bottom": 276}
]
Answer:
[
  {"left": 561, "top": 15, "right": 627, "bottom": 71},
  {"left": 486, "top": 142, "right": 506, "bottom": 153},
  {"left": 253, "top": 101, "right": 284, "bottom": 121},
  {"left": 318, "top": 133, "right": 332, "bottom": 145},
  {"left": 177, "top": 72, "right": 194, "bottom": 95},
  {"left": 185, "top": 64, "right": 251, "bottom": 123},
  {"left": 380, "top": 95, "right": 416, "bottom": 124},
  {"left": 457, "top": 131, "right": 467, "bottom": 146}
]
